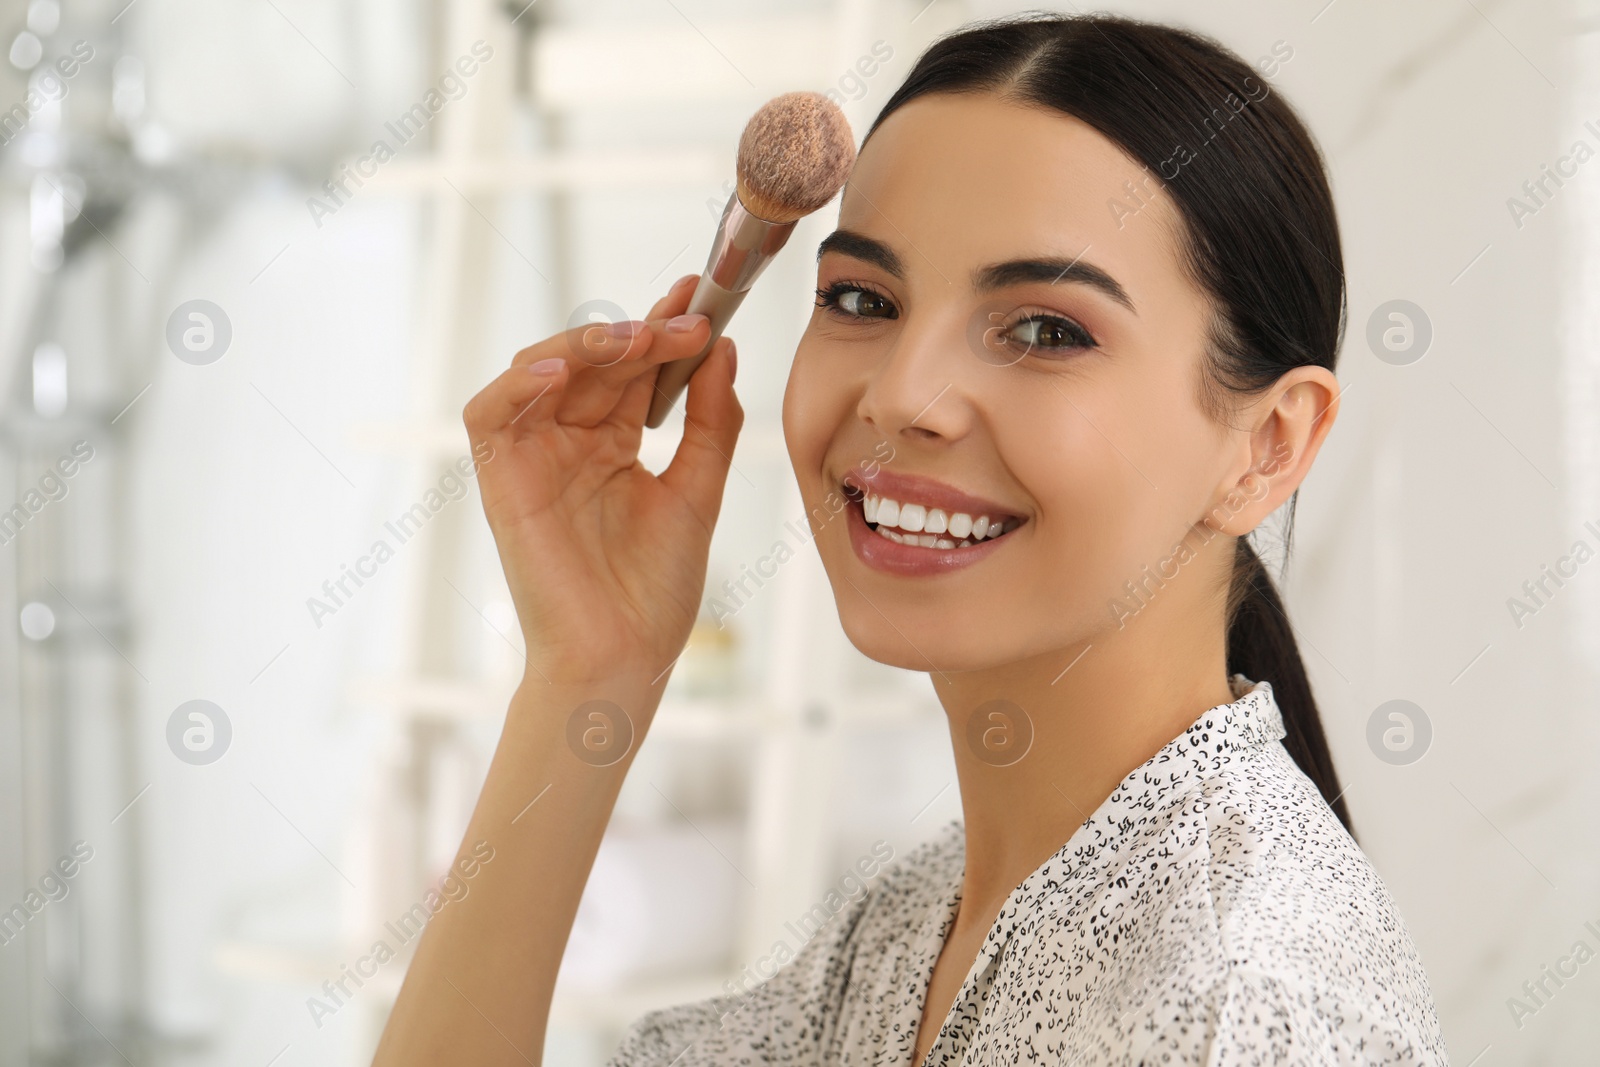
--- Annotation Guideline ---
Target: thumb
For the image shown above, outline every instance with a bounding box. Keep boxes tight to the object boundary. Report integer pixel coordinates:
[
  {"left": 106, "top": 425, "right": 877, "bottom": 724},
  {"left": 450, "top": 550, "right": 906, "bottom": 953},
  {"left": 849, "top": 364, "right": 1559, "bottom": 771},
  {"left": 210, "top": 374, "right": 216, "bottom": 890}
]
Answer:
[{"left": 659, "top": 338, "right": 743, "bottom": 527}]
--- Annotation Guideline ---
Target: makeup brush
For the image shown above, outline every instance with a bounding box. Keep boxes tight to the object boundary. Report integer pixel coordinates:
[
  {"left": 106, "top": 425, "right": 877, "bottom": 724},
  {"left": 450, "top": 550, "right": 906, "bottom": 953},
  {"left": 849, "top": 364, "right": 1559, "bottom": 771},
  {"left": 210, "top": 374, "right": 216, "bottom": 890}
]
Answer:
[{"left": 646, "top": 91, "right": 856, "bottom": 428}]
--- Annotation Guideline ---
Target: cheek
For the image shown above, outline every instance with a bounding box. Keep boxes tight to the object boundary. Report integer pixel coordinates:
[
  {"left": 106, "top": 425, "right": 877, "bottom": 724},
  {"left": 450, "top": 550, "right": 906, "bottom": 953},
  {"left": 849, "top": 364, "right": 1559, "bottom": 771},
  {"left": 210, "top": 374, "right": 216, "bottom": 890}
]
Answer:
[
  {"left": 780, "top": 357, "right": 820, "bottom": 484},
  {"left": 1005, "top": 382, "right": 1214, "bottom": 598},
  {"left": 1009, "top": 401, "right": 1146, "bottom": 588},
  {"left": 782, "top": 338, "right": 853, "bottom": 478}
]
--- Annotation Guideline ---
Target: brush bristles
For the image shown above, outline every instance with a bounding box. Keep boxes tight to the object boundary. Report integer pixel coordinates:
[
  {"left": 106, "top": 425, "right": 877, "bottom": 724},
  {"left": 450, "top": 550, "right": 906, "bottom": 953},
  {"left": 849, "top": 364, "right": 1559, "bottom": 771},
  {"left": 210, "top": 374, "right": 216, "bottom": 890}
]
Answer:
[{"left": 735, "top": 91, "right": 856, "bottom": 225}]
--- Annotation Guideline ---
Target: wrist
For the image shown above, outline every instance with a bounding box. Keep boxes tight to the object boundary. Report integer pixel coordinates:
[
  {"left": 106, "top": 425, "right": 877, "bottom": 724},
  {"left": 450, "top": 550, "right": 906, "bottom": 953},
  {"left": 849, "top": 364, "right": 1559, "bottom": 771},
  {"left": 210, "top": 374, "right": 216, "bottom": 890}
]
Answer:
[
  {"left": 509, "top": 669, "right": 668, "bottom": 753},
  {"left": 516, "top": 658, "right": 673, "bottom": 698}
]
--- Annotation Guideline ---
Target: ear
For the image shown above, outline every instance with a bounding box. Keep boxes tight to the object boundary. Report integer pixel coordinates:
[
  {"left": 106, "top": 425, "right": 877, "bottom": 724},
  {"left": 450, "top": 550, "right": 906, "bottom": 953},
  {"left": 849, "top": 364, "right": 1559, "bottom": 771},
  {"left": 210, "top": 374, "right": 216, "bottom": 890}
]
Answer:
[{"left": 1202, "top": 366, "right": 1341, "bottom": 536}]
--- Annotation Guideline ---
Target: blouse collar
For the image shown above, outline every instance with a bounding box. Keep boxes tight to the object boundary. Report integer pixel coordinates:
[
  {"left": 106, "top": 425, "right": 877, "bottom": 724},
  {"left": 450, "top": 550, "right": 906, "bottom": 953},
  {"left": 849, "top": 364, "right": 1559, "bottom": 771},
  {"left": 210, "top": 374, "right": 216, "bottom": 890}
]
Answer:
[
  {"left": 920, "top": 675, "right": 1287, "bottom": 1054},
  {"left": 987, "top": 671, "right": 1281, "bottom": 899}
]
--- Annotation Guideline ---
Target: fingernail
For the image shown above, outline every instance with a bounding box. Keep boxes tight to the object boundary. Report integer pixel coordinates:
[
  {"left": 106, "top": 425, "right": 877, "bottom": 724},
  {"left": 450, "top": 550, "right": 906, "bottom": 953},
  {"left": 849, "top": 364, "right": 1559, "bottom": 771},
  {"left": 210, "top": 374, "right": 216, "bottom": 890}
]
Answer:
[
  {"left": 728, "top": 341, "right": 738, "bottom": 382},
  {"left": 666, "top": 313, "right": 706, "bottom": 333},
  {"left": 673, "top": 273, "right": 699, "bottom": 292},
  {"left": 529, "top": 357, "right": 565, "bottom": 376},
  {"left": 605, "top": 319, "right": 643, "bottom": 338}
]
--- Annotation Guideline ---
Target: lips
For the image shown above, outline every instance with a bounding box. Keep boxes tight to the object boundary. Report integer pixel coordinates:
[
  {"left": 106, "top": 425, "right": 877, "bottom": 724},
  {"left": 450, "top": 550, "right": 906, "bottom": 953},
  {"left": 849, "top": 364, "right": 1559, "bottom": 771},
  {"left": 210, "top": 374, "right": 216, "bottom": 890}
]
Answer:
[{"left": 838, "top": 467, "right": 1027, "bottom": 576}]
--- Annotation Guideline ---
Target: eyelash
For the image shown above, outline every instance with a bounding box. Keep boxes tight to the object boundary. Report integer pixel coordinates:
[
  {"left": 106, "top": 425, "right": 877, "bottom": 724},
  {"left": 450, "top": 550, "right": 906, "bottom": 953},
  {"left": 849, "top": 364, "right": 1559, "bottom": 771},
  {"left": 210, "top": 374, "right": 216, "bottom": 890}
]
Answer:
[
  {"left": 815, "top": 279, "right": 898, "bottom": 321},
  {"left": 813, "top": 280, "right": 1099, "bottom": 355}
]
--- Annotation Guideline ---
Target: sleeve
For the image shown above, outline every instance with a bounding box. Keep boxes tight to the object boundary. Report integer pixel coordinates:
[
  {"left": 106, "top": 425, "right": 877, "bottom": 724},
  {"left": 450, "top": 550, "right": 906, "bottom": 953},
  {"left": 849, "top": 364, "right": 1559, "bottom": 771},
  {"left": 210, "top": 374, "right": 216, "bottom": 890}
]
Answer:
[
  {"left": 1135, "top": 966, "right": 1448, "bottom": 1067},
  {"left": 604, "top": 994, "right": 744, "bottom": 1067},
  {"left": 604, "top": 888, "right": 876, "bottom": 1067}
]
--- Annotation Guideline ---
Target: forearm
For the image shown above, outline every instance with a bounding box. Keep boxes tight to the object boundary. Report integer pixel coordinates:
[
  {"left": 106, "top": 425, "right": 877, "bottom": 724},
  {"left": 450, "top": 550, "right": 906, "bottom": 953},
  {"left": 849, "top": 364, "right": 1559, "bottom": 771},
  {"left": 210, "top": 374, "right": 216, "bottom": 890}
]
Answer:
[
  {"left": 372, "top": 672, "right": 662, "bottom": 1066},
  {"left": 381, "top": 270, "right": 738, "bottom": 1064}
]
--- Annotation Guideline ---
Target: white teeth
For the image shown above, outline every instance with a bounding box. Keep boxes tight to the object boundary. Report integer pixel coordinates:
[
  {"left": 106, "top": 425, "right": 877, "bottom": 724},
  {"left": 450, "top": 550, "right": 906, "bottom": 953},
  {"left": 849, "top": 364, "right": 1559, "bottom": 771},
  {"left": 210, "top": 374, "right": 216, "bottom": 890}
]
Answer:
[
  {"left": 870, "top": 521, "right": 1000, "bottom": 551},
  {"left": 861, "top": 491, "right": 1018, "bottom": 548}
]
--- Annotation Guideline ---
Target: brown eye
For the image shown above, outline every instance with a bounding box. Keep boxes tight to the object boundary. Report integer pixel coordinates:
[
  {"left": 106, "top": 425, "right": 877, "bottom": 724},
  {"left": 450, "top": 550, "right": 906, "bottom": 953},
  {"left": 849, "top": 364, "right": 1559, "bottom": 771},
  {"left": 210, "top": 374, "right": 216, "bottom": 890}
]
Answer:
[
  {"left": 1007, "top": 314, "right": 1094, "bottom": 352},
  {"left": 839, "top": 289, "right": 894, "bottom": 318},
  {"left": 817, "top": 283, "right": 899, "bottom": 320}
]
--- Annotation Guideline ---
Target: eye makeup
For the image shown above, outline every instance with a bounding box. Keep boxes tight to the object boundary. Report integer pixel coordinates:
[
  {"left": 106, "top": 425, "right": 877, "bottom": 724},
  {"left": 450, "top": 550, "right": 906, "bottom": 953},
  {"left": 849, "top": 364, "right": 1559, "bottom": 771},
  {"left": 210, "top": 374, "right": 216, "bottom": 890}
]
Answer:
[
  {"left": 814, "top": 279, "right": 1100, "bottom": 357},
  {"left": 815, "top": 279, "right": 899, "bottom": 320}
]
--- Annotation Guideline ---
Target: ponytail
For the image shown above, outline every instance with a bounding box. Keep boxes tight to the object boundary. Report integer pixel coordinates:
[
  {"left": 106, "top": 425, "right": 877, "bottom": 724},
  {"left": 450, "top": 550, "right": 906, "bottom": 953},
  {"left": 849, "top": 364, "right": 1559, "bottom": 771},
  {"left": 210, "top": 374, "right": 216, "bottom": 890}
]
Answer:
[{"left": 1226, "top": 535, "right": 1354, "bottom": 837}]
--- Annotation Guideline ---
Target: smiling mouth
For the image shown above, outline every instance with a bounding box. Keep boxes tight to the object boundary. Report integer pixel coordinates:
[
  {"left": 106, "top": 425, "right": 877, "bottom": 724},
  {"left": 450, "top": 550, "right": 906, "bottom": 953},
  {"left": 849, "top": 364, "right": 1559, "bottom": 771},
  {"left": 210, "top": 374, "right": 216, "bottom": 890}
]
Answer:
[{"left": 841, "top": 482, "right": 1025, "bottom": 551}]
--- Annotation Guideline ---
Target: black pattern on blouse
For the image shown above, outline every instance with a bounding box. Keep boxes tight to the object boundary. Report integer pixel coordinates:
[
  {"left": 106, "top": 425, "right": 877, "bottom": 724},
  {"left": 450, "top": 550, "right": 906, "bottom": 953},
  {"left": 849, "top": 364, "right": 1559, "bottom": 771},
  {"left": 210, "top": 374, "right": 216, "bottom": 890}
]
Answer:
[{"left": 605, "top": 677, "right": 1449, "bottom": 1065}]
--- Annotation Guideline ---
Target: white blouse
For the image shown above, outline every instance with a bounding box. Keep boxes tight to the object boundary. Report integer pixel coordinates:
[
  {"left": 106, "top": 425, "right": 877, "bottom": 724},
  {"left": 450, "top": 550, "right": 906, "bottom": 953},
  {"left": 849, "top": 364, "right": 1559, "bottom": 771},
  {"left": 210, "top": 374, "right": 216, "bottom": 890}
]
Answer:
[{"left": 606, "top": 677, "right": 1449, "bottom": 1065}]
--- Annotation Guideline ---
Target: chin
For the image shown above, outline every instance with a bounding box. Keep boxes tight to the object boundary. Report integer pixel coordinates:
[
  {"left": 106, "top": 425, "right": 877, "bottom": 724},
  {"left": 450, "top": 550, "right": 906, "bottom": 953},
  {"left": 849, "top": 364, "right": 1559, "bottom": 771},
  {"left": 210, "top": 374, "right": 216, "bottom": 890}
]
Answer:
[
  {"left": 835, "top": 608, "right": 966, "bottom": 673},
  {"left": 827, "top": 588, "right": 1013, "bottom": 674}
]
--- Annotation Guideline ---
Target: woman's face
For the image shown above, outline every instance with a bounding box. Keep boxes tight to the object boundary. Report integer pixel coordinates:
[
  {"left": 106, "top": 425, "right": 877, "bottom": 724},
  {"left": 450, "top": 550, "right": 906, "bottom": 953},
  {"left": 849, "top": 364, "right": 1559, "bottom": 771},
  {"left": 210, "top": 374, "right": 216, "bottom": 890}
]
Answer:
[{"left": 783, "top": 91, "right": 1248, "bottom": 674}]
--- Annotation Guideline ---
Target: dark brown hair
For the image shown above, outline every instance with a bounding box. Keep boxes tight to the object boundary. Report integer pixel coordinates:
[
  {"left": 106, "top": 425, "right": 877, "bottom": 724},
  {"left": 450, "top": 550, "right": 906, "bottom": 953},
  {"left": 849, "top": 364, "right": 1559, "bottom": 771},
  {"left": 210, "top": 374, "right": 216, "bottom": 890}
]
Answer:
[{"left": 867, "top": 13, "right": 1353, "bottom": 834}]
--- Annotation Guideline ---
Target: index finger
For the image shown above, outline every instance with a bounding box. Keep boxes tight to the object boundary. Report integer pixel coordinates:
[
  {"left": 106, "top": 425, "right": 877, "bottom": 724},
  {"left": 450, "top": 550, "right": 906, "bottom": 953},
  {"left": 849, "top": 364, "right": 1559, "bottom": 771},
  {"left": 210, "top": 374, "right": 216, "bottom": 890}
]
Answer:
[
  {"left": 509, "top": 316, "right": 651, "bottom": 371},
  {"left": 646, "top": 273, "right": 701, "bottom": 320},
  {"left": 510, "top": 272, "right": 699, "bottom": 372}
]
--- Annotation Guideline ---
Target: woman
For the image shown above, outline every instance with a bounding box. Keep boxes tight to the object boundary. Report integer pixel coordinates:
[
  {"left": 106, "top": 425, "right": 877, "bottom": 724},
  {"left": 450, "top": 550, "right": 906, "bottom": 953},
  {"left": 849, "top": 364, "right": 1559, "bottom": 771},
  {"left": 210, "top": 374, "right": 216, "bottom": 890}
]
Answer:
[{"left": 374, "top": 13, "right": 1448, "bottom": 1065}]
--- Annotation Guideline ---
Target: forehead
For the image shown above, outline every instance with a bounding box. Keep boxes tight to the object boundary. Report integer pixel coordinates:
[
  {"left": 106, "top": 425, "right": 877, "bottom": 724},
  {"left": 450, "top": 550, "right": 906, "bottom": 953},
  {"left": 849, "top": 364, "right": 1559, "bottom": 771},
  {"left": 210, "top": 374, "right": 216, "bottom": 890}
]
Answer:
[{"left": 839, "top": 92, "right": 1188, "bottom": 294}]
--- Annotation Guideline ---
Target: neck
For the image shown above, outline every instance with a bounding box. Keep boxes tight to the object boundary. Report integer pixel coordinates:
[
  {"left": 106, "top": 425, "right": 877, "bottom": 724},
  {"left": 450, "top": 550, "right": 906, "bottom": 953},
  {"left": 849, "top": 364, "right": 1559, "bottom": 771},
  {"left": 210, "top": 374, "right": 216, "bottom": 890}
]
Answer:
[{"left": 930, "top": 532, "right": 1239, "bottom": 927}]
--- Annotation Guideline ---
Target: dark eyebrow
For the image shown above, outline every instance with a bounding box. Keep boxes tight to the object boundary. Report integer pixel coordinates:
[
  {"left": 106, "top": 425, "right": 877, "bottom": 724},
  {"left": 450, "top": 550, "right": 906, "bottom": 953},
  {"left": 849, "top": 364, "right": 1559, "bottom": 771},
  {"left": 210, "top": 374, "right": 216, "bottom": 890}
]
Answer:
[
  {"left": 974, "top": 258, "right": 1136, "bottom": 314},
  {"left": 818, "top": 228, "right": 1136, "bottom": 315},
  {"left": 817, "top": 229, "right": 904, "bottom": 277}
]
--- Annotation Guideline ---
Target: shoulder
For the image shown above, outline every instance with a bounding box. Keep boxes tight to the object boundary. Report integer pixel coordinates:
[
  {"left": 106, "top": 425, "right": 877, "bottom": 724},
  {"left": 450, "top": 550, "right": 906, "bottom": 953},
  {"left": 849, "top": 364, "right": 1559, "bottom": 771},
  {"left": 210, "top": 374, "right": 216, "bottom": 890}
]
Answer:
[
  {"left": 1202, "top": 746, "right": 1447, "bottom": 1059},
  {"left": 1021, "top": 742, "right": 1447, "bottom": 1063},
  {"left": 606, "top": 824, "right": 961, "bottom": 1066},
  {"left": 1200, "top": 744, "right": 1425, "bottom": 973},
  {"left": 755, "top": 822, "right": 962, "bottom": 994},
  {"left": 1138, "top": 963, "right": 1444, "bottom": 1065},
  {"left": 864, "top": 818, "right": 965, "bottom": 911}
]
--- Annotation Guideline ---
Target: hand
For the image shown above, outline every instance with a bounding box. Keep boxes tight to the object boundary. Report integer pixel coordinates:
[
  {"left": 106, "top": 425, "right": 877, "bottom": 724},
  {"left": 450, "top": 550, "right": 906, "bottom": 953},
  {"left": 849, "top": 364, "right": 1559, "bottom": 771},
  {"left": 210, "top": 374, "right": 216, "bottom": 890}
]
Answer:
[{"left": 462, "top": 275, "right": 742, "bottom": 688}]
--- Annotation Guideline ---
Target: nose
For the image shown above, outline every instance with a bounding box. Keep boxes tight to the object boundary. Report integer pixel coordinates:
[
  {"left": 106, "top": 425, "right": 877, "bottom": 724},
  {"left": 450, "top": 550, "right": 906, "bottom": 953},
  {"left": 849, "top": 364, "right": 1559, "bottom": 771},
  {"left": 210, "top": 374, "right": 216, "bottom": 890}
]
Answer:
[{"left": 856, "top": 312, "right": 973, "bottom": 445}]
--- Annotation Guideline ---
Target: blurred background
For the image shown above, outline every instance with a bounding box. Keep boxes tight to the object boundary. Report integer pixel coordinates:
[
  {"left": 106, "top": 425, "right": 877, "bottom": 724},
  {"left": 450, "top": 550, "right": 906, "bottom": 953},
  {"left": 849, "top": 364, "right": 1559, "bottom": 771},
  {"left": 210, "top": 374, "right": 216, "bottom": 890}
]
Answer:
[{"left": 0, "top": 0, "right": 1594, "bottom": 1063}]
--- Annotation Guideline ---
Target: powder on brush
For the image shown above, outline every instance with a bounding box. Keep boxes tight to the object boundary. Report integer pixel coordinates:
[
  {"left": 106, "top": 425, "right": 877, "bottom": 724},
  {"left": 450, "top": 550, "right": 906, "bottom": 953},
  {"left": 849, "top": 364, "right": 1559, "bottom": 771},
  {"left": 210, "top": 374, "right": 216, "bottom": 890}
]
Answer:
[{"left": 735, "top": 91, "right": 857, "bottom": 224}]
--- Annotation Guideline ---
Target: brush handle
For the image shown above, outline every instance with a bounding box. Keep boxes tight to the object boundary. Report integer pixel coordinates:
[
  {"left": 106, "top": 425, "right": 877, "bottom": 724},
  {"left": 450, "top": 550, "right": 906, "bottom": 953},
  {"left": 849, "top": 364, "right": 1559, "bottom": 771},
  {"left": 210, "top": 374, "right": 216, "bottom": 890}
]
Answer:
[
  {"left": 645, "top": 276, "right": 746, "bottom": 428},
  {"left": 645, "top": 193, "right": 795, "bottom": 429}
]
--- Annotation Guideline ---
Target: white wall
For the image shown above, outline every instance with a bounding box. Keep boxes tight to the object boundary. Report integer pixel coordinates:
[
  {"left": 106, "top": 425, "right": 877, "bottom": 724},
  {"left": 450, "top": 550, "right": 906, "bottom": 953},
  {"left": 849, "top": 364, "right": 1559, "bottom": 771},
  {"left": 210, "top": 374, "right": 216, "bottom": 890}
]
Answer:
[{"left": 4, "top": 0, "right": 1592, "bottom": 1063}]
